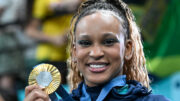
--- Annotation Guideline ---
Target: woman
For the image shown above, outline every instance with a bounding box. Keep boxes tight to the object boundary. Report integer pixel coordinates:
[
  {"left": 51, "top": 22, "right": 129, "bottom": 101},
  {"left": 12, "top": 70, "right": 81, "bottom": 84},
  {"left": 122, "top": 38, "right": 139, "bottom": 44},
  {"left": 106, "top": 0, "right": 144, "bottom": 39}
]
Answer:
[{"left": 24, "top": 0, "right": 170, "bottom": 101}]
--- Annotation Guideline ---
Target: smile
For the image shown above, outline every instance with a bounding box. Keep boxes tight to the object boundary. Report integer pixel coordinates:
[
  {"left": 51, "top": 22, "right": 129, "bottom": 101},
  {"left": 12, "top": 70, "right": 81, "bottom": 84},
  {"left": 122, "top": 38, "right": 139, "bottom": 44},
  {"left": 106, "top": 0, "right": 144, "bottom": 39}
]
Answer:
[
  {"left": 90, "top": 64, "right": 106, "bottom": 68},
  {"left": 87, "top": 63, "right": 109, "bottom": 72}
]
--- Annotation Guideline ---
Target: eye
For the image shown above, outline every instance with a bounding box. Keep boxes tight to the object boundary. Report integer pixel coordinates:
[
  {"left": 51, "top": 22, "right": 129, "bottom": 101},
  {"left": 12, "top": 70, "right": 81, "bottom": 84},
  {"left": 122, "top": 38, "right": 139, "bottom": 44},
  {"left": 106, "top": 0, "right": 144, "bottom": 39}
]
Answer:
[
  {"left": 77, "top": 40, "right": 92, "bottom": 47},
  {"left": 103, "top": 38, "right": 119, "bottom": 46}
]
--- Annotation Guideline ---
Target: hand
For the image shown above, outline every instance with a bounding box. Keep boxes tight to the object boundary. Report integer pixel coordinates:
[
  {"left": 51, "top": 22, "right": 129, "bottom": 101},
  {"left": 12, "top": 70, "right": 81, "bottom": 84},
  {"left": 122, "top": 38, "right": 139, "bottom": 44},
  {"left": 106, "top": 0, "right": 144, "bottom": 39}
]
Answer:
[
  {"left": 24, "top": 85, "right": 50, "bottom": 101},
  {"left": 49, "top": 0, "right": 81, "bottom": 13},
  {"left": 49, "top": 34, "right": 68, "bottom": 46},
  {"left": 49, "top": 2, "right": 60, "bottom": 11}
]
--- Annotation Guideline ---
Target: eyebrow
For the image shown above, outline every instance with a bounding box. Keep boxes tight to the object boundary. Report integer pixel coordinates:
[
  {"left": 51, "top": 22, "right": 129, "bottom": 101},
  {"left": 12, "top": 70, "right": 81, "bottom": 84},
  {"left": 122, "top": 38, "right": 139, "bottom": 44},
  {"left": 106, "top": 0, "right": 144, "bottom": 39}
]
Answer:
[
  {"left": 103, "top": 32, "right": 116, "bottom": 37},
  {"left": 77, "top": 33, "right": 90, "bottom": 39},
  {"left": 77, "top": 32, "right": 117, "bottom": 39}
]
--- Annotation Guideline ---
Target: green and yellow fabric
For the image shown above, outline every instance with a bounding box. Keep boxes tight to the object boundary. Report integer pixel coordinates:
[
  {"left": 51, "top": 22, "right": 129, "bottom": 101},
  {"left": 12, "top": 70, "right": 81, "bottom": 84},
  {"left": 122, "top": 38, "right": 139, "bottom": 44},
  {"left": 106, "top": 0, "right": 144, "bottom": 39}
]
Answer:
[{"left": 145, "top": 0, "right": 180, "bottom": 78}]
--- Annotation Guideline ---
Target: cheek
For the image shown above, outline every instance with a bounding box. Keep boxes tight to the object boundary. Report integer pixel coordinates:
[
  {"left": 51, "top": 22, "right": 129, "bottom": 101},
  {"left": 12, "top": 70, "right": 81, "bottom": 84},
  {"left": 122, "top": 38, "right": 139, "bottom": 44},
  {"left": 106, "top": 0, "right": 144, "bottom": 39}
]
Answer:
[
  {"left": 119, "top": 42, "right": 125, "bottom": 61},
  {"left": 107, "top": 44, "right": 125, "bottom": 60},
  {"left": 76, "top": 47, "right": 88, "bottom": 62},
  {"left": 117, "top": 34, "right": 126, "bottom": 61},
  {"left": 108, "top": 48, "right": 121, "bottom": 61},
  {"left": 105, "top": 45, "right": 125, "bottom": 70},
  {"left": 76, "top": 48, "right": 84, "bottom": 71}
]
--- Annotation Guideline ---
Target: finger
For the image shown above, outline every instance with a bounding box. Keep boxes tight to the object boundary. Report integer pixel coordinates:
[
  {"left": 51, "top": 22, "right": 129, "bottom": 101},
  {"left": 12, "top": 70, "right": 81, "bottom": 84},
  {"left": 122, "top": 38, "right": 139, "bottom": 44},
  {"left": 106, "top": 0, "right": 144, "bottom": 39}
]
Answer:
[
  {"left": 25, "top": 84, "right": 39, "bottom": 97},
  {"left": 24, "top": 89, "right": 49, "bottom": 101},
  {"left": 35, "top": 98, "right": 44, "bottom": 101},
  {"left": 32, "top": 88, "right": 49, "bottom": 99}
]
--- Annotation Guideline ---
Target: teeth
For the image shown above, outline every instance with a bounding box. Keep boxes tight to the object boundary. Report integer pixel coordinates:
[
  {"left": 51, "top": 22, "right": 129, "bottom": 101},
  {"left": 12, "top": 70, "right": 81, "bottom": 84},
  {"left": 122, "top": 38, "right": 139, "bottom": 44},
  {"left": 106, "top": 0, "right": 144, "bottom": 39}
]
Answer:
[{"left": 90, "top": 64, "right": 106, "bottom": 68}]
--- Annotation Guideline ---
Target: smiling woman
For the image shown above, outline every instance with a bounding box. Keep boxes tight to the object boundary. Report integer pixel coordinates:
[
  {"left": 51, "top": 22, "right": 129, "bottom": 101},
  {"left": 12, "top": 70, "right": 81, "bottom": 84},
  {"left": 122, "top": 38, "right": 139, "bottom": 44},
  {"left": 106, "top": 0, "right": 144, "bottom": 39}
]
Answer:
[
  {"left": 24, "top": 0, "right": 170, "bottom": 101},
  {"left": 68, "top": 0, "right": 148, "bottom": 90},
  {"left": 74, "top": 11, "right": 126, "bottom": 87}
]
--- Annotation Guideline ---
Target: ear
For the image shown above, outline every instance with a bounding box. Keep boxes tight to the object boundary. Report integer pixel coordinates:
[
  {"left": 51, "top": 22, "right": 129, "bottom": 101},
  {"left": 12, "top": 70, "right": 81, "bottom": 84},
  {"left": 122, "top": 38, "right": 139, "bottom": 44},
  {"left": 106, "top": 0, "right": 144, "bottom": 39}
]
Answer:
[{"left": 124, "top": 39, "right": 133, "bottom": 60}]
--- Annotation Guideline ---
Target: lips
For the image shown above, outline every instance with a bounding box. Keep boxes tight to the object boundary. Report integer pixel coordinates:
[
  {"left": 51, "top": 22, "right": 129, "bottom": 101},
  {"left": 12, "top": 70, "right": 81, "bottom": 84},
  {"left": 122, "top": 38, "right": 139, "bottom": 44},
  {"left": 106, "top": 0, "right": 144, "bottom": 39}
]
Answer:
[{"left": 86, "top": 62, "right": 109, "bottom": 72}]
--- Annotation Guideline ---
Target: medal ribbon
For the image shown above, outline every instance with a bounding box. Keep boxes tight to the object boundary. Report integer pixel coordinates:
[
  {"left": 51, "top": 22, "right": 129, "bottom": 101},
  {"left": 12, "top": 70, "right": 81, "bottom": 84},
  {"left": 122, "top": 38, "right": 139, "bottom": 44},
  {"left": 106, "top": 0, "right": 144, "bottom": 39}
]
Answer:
[{"left": 80, "top": 75, "right": 126, "bottom": 101}]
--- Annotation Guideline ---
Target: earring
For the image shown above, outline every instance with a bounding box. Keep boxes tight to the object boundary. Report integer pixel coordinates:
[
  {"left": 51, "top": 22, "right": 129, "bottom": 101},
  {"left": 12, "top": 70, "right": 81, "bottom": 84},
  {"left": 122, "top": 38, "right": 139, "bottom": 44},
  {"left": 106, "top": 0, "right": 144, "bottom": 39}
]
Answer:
[{"left": 80, "top": 72, "right": 83, "bottom": 77}]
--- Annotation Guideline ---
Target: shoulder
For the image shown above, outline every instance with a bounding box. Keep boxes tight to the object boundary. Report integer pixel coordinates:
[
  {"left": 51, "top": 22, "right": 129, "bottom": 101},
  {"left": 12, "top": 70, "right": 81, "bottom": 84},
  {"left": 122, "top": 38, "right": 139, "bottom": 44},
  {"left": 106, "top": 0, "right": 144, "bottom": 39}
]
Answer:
[
  {"left": 126, "top": 80, "right": 170, "bottom": 101},
  {"left": 114, "top": 80, "right": 170, "bottom": 101},
  {"left": 139, "top": 94, "right": 171, "bottom": 101}
]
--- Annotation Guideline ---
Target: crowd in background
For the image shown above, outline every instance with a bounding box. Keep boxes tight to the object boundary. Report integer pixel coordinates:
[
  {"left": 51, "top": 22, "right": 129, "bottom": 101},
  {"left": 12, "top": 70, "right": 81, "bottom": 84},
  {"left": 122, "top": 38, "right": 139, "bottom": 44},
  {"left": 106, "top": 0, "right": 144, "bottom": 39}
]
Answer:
[
  {"left": 0, "top": 0, "right": 82, "bottom": 101},
  {"left": 0, "top": 0, "right": 179, "bottom": 101}
]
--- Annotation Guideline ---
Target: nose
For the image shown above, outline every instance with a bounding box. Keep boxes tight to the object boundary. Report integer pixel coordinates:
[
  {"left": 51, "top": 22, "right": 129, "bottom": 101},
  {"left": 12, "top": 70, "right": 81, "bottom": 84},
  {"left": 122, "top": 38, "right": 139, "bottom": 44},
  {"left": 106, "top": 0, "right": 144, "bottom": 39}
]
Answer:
[{"left": 89, "top": 44, "right": 104, "bottom": 59}]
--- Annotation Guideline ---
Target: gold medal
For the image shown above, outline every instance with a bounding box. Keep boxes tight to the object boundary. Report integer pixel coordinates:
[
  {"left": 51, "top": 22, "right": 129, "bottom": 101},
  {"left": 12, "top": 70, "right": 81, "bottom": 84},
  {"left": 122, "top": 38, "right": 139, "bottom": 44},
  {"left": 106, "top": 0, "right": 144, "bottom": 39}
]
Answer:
[{"left": 28, "top": 63, "right": 61, "bottom": 94}]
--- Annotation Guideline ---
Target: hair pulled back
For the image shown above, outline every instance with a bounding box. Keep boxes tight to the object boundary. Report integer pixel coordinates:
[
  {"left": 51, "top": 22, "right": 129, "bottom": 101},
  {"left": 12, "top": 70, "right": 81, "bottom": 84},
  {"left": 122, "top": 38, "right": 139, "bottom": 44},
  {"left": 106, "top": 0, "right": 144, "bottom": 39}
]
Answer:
[{"left": 68, "top": 0, "right": 150, "bottom": 91}]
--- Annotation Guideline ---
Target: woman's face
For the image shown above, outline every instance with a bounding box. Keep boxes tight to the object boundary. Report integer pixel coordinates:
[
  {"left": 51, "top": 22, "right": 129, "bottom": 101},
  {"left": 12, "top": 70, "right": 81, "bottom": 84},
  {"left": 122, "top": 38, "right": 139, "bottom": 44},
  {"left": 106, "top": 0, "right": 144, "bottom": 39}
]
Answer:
[{"left": 74, "top": 12, "right": 126, "bottom": 87}]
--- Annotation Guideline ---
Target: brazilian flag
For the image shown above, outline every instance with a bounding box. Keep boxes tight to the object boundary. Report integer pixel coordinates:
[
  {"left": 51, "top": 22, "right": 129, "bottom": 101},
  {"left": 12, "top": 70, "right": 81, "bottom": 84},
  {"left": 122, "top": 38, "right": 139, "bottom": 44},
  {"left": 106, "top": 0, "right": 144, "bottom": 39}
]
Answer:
[{"left": 145, "top": 0, "right": 180, "bottom": 78}]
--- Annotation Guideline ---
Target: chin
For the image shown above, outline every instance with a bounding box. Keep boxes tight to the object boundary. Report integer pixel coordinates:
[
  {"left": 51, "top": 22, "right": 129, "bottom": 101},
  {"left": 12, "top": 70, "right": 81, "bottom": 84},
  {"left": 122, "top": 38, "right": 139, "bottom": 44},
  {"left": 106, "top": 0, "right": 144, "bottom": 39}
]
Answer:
[{"left": 85, "top": 75, "right": 110, "bottom": 87}]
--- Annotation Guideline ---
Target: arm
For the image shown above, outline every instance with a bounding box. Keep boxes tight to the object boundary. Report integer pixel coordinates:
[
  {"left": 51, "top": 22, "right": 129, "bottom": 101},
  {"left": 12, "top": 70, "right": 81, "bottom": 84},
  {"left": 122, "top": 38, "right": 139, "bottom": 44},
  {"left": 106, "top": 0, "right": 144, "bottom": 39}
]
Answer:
[
  {"left": 0, "top": 8, "right": 4, "bottom": 16},
  {"left": 25, "top": 19, "right": 67, "bottom": 46},
  {"left": 50, "top": 0, "right": 82, "bottom": 14},
  {"left": 25, "top": 19, "right": 51, "bottom": 42}
]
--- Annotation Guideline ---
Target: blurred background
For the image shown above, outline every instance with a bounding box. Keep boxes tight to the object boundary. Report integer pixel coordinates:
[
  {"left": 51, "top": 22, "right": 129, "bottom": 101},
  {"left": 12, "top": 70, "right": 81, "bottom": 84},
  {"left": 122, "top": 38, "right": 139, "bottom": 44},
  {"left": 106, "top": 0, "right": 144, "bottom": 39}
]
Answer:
[{"left": 0, "top": 0, "right": 179, "bottom": 101}]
